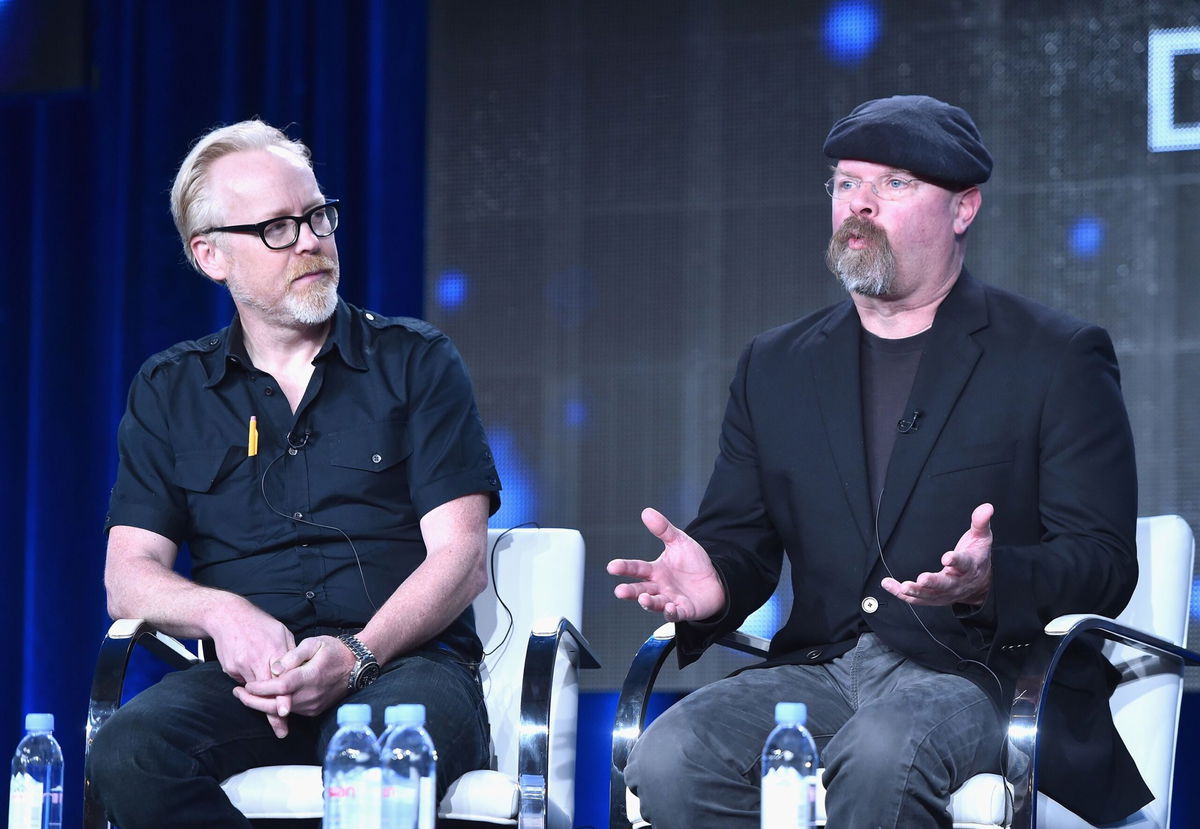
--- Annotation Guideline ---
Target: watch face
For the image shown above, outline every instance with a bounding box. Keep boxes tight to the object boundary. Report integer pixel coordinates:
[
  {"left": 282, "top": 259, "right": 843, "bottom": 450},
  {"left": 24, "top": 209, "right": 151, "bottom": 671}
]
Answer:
[{"left": 355, "top": 661, "right": 382, "bottom": 689}]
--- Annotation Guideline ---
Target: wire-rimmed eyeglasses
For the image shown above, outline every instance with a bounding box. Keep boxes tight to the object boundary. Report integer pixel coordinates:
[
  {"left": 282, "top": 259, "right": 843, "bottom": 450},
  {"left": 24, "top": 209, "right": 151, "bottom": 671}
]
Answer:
[
  {"left": 824, "top": 174, "right": 919, "bottom": 201},
  {"left": 202, "top": 199, "right": 340, "bottom": 250}
]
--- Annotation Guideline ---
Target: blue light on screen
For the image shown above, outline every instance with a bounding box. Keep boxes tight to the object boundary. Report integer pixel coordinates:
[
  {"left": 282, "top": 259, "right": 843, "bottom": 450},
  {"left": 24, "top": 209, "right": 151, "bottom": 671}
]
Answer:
[
  {"left": 564, "top": 398, "right": 588, "bottom": 428},
  {"left": 1190, "top": 576, "right": 1200, "bottom": 622},
  {"left": 1068, "top": 216, "right": 1105, "bottom": 259},
  {"left": 486, "top": 426, "right": 538, "bottom": 529},
  {"left": 436, "top": 269, "right": 468, "bottom": 310},
  {"left": 823, "top": 0, "right": 883, "bottom": 66}
]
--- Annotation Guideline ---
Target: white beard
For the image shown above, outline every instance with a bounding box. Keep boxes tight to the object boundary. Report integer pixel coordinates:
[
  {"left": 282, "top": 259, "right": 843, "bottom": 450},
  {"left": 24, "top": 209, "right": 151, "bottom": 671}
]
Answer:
[{"left": 283, "top": 275, "right": 339, "bottom": 324}]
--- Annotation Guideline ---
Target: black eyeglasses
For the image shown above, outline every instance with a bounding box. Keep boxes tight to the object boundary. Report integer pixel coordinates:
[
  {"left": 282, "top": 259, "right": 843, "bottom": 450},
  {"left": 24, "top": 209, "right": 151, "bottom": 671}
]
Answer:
[{"left": 202, "top": 199, "right": 340, "bottom": 250}]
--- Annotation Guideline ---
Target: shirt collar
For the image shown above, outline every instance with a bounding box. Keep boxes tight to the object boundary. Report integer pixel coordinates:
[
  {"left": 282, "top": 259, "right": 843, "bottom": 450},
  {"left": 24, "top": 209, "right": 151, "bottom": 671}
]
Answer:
[{"left": 201, "top": 298, "right": 367, "bottom": 388}]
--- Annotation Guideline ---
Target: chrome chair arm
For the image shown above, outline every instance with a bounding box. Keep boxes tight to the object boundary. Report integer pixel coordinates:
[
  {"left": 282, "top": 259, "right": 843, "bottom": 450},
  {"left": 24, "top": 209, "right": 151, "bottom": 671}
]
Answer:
[
  {"left": 609, "top": 624, "right": 769, "bottom": 828},
  {"left": 84, "top": 620, "right": 201, "bottom": 828},
  {"left": 1007, "top": 614, "right": 1200, "bottom": 829},
  {"left": 518, "top": 616, "right": 600, "bottom": 829}
]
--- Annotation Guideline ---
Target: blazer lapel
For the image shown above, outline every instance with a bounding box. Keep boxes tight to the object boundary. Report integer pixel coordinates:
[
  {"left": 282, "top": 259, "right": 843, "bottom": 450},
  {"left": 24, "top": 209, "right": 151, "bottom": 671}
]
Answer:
[
  {"left": 808, "top": 301, "right": 875, "bottom": 551},
  {"left": 876, "top": 271, "right": 989, "bottom": 549}
]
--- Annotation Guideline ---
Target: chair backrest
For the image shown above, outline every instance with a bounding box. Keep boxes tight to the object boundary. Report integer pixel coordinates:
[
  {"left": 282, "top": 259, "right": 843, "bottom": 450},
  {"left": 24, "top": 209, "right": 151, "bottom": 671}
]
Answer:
[
  {"left": 474, "top": 527, "right": 586, "bottom": 820},
  {"left": 1103, "top": 515, "right": 1195, "bottom": 828}
]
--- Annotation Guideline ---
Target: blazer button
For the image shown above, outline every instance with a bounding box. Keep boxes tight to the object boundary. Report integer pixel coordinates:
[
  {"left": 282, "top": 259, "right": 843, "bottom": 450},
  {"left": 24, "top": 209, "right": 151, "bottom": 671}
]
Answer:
[
  {"left": 805, "top": 649, "right": 821, "bottom": 660},
  {"left": 861, "top": 596, "right": 879, "bottom": 613}
]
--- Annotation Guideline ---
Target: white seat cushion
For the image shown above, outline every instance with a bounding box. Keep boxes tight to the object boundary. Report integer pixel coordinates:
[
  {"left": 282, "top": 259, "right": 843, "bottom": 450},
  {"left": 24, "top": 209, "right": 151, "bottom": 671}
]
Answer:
[
  {"left": 438, "top": 768, "right": 520, "bottom": 823},
  {"left": 222, "top": 764, "right": 523, "bottom": 825},
  {"left": 221, "top": 764, "right": 323, "bottom": 819}
]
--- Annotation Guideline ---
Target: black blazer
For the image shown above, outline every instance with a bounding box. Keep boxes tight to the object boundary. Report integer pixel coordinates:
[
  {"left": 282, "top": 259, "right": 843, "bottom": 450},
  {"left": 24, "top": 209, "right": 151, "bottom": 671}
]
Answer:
[{"left": 677, "top": 270, "right": 1149, "bottom": 823}]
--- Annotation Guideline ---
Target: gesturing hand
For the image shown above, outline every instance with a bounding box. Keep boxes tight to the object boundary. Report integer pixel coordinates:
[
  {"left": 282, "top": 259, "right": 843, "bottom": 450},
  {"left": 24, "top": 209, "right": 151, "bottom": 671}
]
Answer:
[
  {"left": 882, "top": 502, "right": 994, "bottom": 607},
  {"left": 606, "top": 507, "right": 727, "bottom": 623}
]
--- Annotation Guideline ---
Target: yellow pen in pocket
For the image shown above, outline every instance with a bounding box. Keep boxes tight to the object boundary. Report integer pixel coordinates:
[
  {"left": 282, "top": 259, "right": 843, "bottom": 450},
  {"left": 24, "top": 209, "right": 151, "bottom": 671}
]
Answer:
[{"left": 248, "top": 415, "right": 259, "bottom": 457}]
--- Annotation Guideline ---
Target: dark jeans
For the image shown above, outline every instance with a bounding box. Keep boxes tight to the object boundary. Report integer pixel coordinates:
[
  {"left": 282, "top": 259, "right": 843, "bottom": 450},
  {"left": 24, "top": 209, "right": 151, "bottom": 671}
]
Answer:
[
  {"left": 625, "top": 633, "right": 1006, "bottom": 829},
  {"left": 87, "top": 648, "right": 491, "bottom": 829}
]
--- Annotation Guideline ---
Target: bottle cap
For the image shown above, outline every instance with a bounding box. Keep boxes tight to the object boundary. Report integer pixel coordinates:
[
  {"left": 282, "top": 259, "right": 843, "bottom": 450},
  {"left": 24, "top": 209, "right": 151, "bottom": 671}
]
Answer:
[
  {"left": 25, "top": 713, "right": 53, "bottom": 732},
  {"left": 336, "top": 703, "right": 372, "bottom": 726},
  {"left": 385, "top": 703, "right": 426, "bottom": 727},
  {"left": 774, "top": 702, "right": 807, "bottom": 726}
]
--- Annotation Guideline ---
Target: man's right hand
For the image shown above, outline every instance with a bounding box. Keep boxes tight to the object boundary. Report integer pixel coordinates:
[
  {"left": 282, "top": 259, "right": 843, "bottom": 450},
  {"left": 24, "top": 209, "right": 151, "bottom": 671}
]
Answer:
[
  {"left": 206, "top": 596, "right": 297, "bottom": 684},
  {"left": 606, "top": 507, "right": 727, "bottom": 623},
  {"left": 206, "top": 597, "right": 297, "bottom": 737}
]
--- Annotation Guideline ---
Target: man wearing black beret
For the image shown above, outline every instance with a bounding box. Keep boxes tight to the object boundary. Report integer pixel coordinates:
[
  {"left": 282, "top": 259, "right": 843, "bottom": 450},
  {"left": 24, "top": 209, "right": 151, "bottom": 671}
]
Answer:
[{"left": 610, "top": 95, "right": 1147, "bottom": 826}]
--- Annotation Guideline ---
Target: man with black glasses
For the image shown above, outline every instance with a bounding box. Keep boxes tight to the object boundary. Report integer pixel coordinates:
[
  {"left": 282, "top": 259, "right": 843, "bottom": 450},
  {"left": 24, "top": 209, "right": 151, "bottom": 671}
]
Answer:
[
  {"left": 609, "top": 96, "right": 1147, "bottom": 827},
  {"left": 87, "top": 119, "right": 501, "bottom": 827}
]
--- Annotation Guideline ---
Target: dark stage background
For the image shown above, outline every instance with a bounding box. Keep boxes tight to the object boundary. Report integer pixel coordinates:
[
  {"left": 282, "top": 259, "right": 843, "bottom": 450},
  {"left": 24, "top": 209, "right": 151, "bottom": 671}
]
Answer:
[
  {"left": 426, "top": 0, "right": 1200, "bottom": 693},
  {"left": 5, "top": 1, "right": 1200, "bottom": 827}
]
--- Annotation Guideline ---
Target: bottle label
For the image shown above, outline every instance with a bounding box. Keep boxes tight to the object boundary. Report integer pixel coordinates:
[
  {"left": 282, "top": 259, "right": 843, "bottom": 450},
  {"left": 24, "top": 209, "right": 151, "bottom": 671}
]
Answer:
[
  {"left": 8, "top": 773, "right": 43, "bottom": 829},
  {"left": 381, "top": 776, "right": 418, "bottom": 828},
  {"left": 418, "top": 775, "right": 436, "bottom": 829},
  {"left": 761, "top": 767, "right": 816, "bottom": 829},
  {"left": 325, "top": 768, "right": 382, "bottom": 829}
]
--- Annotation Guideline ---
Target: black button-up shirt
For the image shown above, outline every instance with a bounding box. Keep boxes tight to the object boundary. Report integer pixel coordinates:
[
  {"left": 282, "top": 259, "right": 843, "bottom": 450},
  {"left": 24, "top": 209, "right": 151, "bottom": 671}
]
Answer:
[{"left": 106, "top": 299, "right": 501, "bottom": 659}]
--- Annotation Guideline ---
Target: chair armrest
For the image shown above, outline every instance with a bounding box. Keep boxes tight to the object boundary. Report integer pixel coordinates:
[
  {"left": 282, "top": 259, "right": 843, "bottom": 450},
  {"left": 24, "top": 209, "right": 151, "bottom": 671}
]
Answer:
[
  {"left": 84, "top": 620, "right": 201, "bottom": 828},
  {"left": 518, "top": 616, "right": 599, "bottom": 828},
  {"left": 718, "top": 628, "right": 772, "bottom": 657},
  {"left": 608, "top": 623, "right": 772, "bottom": 828},
  {"left": 609, "top": 623, "right": 677, "bottom": 829},
  {"left": 1006, "top": 614, "right": 1200, "bottom": 828}
]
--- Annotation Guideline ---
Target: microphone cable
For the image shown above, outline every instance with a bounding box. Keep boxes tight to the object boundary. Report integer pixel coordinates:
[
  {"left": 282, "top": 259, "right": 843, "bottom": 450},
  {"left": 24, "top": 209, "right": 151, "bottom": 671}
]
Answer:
[
  {"left": 872, "top": 488, "right": 1014, "bottom": 827},
  {"left": 259, "top": 438, "right": 381, "bottom": 613}
]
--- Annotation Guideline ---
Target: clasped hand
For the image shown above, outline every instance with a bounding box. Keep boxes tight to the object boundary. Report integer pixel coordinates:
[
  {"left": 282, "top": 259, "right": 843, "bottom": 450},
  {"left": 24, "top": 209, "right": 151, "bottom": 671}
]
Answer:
[
  {"left": 233, "top": 636, "right": 355, "bottom": 737},
  {"left": 209, "top": 601, "right": 352, "bottom": 738}
]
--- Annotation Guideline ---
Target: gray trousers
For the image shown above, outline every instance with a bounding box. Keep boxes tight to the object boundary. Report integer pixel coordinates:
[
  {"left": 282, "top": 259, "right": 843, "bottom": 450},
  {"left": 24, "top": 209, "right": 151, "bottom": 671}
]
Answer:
[{"left": 625, "top": 633, "right": 1006, "bottom": 828}]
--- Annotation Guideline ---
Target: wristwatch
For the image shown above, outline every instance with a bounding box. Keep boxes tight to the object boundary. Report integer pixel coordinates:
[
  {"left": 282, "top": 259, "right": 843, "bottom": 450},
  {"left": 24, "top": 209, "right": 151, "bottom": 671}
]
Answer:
[{"left": 337, "top": 633, "right": 381, "bottom": 691}]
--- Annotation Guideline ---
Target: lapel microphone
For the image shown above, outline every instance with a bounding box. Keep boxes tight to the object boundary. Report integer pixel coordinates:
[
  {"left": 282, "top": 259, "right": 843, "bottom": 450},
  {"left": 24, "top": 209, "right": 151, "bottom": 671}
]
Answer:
[{"left": 897, "top": 409, "right": 922, "bottom": 434}]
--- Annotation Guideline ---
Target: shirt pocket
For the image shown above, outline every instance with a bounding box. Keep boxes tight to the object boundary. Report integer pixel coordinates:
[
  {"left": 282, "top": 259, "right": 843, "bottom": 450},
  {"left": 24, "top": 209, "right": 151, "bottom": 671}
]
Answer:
[
  {"left": 173, "top": 445, "right": 266, "bottom": 551},
  {"left": 324, "top": 419, "right": 414, "bottom": 513}
]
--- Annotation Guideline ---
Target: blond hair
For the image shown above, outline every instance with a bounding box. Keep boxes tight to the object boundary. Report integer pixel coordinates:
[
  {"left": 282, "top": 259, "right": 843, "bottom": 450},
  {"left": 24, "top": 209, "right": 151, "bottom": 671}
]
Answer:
[{"left": 170, "top": 119, "right": 312, "bottom": 272}]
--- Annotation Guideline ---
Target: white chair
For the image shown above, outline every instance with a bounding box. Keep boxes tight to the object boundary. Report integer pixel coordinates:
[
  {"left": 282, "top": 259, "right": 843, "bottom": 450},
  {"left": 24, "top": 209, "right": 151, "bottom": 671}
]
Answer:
[
  {"left": 610, "top": 515, "right": 1199, "bottom": 829},
  {"left": 84, "top": 526, "right": 598, "bottom": 828}
]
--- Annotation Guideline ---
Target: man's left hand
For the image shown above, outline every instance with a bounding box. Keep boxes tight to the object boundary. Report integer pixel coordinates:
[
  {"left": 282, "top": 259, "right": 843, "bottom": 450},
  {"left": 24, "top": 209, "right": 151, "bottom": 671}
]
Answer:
[
  {"left": 234, "top": 635, "right": 355, "bottom": 726},
  {"left": 881, "top": 502, "right": 993, "bottom": 607}
]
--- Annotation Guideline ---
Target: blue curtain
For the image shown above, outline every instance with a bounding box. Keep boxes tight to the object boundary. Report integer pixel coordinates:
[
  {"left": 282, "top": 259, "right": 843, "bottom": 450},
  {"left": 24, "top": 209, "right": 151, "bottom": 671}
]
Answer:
[{"left": 0, "top": 1, "right": 427, "bottom": 822}]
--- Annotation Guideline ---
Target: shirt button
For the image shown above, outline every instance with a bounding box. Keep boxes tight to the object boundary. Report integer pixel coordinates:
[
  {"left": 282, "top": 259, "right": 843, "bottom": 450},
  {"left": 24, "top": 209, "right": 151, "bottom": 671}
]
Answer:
[
  {"left": 292, "top": 511, "right": 304, "bottom": 520},
  {"left": 288, "top": 447, "right": 298, "bottom": 456},
  {"left": 365, "top": 312, "right": 375, "bottom": 321},
  {"left": 371, "top": 453, "right": 382, "bottom": 464},
  {"left": 264, "top": 387, "right": 275, "bottom": 396},
  {"left": 862, "top": 596, "right": 879, "bottom": 613},
  {"left": 305, "top": 591, "right": 315, "bottom": 599},
  {"left": 209, "top": 338, "right": 220, "bottom": 346}
]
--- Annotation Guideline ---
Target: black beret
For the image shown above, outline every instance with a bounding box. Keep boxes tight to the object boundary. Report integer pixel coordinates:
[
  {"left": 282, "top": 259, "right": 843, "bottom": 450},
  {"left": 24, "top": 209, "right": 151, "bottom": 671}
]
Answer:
[{"left": 823, "top": 95, "right": 993, "bottom": 186}]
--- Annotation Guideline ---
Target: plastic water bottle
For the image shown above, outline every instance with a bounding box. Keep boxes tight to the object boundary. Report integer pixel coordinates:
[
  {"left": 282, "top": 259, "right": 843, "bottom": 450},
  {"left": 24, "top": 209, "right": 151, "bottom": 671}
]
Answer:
[
  {"left": 379, "top": 704, "right": 438, "bottom": 829},
  {"left": 761, "top": 702, "right": 818, "bottom": 829},
  {"left": 324, "top": 703, "right": 381, "bottom": 829},
  {"left": 8, "top": 713, "right": 63, "bottom": 829}
]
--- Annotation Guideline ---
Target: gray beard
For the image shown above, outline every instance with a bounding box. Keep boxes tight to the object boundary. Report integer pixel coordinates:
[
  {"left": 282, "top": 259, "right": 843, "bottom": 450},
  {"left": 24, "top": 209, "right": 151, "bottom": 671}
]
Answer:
[{"left": 825, "top": 219, "right": 897, "bottom": 297}]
